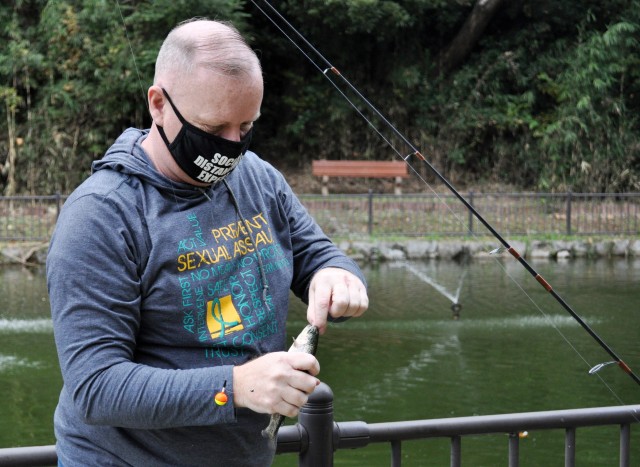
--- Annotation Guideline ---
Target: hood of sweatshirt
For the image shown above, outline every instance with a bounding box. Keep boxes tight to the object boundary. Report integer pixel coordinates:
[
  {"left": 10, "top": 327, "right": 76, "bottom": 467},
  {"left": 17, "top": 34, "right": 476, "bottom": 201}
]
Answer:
[{"left": 92, "top": 127, "right": 219, "bottom": 199}]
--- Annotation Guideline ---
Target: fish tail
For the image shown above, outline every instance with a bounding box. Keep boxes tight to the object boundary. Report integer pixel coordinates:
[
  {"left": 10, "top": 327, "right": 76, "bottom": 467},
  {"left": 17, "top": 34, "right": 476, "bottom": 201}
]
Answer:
[{"left": 261, "top": 414, "right": 284, "bottom": 440}]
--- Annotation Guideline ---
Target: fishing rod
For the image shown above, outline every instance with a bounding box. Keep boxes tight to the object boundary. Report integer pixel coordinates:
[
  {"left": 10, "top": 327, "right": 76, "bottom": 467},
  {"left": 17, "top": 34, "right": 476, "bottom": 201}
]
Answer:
[{"left": 249, "top": 0, "right": 640, "bottom": 388}]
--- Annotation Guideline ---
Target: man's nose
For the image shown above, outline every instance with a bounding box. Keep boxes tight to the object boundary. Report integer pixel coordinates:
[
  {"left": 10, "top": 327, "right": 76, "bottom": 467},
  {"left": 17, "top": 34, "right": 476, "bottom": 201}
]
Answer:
[{"left": 219, "top": 128, "right": 241, "bottom": 142}]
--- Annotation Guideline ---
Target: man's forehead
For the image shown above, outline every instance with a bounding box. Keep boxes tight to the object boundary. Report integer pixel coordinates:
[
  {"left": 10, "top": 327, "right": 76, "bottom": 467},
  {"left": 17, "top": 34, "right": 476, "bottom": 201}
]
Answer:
[
  {"left": 177, "top": 75, "right": 262, "bottom": 123},
  {"left": 173, "top": 20, "right": 237, "bottom": 41}
]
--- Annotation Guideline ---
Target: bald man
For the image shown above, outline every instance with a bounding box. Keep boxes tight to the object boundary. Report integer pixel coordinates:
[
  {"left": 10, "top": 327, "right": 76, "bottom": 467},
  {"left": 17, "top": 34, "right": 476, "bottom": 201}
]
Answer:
[{"left": 47, "top": 19, "right": 368, "bottom": 466}]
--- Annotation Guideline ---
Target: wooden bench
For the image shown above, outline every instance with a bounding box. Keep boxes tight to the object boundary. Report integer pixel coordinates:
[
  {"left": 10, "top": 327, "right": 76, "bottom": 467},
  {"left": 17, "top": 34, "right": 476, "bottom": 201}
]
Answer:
[{"left": 312, "top": 160, "right": 409, "bottom": 195}]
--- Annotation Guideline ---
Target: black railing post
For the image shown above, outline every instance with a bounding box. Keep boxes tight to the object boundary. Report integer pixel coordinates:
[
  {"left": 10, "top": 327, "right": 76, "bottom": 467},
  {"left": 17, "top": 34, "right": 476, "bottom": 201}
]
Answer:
[
  {"left": 367, "top": 190, "right": 374, "bottom": 236},
  {"left": 1, "top": 403, "right": 639, "bottom": 466},
  {"left": 451, "top": 436, "right": 461, "bottom": 467},
  {"left": 620, "top": 423, "right": 630, "bottom": 467},
  {"left": 508, "top": 433, "right": 519, "bottom": 467},
  {"left": 565, "top": 427, "right": 576, "bottom": 467},
  {"left": 390, "top": 440, "right": 401, "bottom": 467},
  {"left": 298, "top": 382, "right": 334, "bottom": 467}
]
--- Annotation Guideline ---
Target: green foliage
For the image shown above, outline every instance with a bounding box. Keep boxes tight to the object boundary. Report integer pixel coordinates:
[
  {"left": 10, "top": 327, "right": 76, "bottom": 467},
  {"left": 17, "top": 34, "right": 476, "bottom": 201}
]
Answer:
[
  {"left": 0, "top": 0, "right": 247, "bottom": 194},
  {"left": 407, "top": 0, "right": 640, "bottom": 191},
  {"left": 538, "top": 17, "right": 640, "bottom": 191},
  {"left": 0, "top": 0, "right": 639, "bottom": 193}
]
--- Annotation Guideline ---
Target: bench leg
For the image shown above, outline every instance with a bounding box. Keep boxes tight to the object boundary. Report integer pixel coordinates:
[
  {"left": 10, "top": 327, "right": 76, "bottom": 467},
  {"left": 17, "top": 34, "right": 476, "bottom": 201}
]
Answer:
[
  {"left": 394, "top": 176, "right": 402, "bottom": 196},
  {"left": 322, "top": 175, "right": 329, "bottom": 196}
]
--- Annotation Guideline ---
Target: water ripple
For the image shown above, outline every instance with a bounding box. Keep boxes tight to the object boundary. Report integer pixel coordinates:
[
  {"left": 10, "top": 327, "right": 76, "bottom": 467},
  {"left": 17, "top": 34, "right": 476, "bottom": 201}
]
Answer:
[
  {"left": 333, "top": 314, "right": 599, "bottom": 332},
  {"left": 0, "top": 318, "right": 53, "bottom": 333},
  {"left": 0, "top": 354, "right": 44, "bottom": 371}
]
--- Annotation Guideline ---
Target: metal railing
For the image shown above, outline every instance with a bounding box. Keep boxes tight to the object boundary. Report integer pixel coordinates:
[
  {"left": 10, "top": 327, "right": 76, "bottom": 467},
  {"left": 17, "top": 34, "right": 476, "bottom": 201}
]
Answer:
[
  {"left": 300, "top": 191, "right": 640, "bottom": 237},
  {"left": 2, "top": 383, "right": 638, "bottom": 467},
  {"left": 0, "top": 195, "right": 64, "bottom": 241},
  {"left": 0, "top": 192, "right": 638, "bottom": 241}
]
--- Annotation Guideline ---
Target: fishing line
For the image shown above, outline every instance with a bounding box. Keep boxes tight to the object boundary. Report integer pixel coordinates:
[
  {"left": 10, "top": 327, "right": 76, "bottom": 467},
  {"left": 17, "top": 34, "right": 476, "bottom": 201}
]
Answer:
[
  {"left": 114, "top": 0, "right": 187, "bottom": 212},
  {"left": 113, "top": 0, "right": 147, "bottom": 103},
  {"left": 114, "top": 0, "right": 214, "bottom": 213},
  {"left": 110, "top": 0, "right": 637, "bottom": 411},
  {"left": 249, "top": 0, "right": 640, "bottom": 391},
  {"left": 113, "top": 0, "right": 274, "bottom": 328}
]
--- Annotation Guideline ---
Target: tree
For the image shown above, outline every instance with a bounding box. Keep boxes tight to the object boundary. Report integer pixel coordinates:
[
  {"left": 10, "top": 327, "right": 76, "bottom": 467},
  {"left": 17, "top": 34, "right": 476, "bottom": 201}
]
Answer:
[
  {"left": 0, "top": 0, "right": 638, "bottom": 193},
  {"left": 438, "top": 0, "right": 507, "bottom": 75},
  {"left": 0, "top": 86, "right": 20, "bottom": 196},
  {"left": 0, "top": 0, "right": 248, "bottom": 194}
]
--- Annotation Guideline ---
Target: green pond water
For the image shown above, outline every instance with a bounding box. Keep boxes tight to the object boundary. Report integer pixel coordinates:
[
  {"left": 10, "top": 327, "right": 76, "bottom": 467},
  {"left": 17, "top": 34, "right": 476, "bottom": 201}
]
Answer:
[{"left": 1, "top": 257, "right": 639, "bottom": 466}]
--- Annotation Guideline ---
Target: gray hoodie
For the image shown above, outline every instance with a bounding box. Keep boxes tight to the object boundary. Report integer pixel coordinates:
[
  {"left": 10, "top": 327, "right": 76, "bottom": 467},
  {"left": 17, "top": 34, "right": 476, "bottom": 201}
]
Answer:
[{"left": 46, "top": 128, "right": 365, "bottom": 466}]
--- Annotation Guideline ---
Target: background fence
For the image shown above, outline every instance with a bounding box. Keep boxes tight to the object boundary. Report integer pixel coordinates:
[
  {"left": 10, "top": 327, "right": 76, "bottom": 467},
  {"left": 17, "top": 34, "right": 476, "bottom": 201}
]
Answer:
[
  {"left": 0, "top": 192, "right": 638, "bottom": 242},
  {"left": 0, "top": 195, "right": 64, "bottom": 242},
  {"left": 300, "top": 192, "right": 640, "bottom": 237}
]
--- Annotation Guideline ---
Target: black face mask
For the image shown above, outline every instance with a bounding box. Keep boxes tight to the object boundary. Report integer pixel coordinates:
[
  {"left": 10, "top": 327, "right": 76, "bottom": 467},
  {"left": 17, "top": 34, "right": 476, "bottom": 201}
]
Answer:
[{"left": 156, "top": 88, "right": 253, "bottom": 184}]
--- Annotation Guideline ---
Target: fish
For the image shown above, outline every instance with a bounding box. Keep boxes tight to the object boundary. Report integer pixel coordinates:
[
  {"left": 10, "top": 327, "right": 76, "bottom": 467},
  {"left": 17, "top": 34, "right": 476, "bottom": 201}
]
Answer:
[{"left": 261, "top": 324, "right": 320, "bottom": 440}]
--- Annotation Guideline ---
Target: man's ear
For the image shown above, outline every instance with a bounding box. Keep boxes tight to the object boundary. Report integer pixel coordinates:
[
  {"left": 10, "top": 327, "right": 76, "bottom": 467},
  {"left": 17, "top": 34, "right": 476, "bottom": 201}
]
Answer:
[{"left": 147, "top": 85, "right": 166, "bottom": 126}]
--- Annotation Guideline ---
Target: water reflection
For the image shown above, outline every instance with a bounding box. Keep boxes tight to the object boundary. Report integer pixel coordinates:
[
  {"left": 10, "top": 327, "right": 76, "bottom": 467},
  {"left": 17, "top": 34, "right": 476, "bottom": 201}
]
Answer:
[
  {"left": 1, "top": 259, "right": 639, "bottom": 465},
  {"left": 283, "top": 257, "right": 640, "bottom": 465}
]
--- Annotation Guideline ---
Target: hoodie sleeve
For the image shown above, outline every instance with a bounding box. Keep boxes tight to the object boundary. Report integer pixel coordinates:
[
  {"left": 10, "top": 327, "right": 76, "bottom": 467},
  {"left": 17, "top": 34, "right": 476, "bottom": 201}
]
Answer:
[
  {"left": 273, "top": 174, "right": 367, "bottom": 302},
  {"left": 47, "top": 190, "right": 236, "bottom": 429}
]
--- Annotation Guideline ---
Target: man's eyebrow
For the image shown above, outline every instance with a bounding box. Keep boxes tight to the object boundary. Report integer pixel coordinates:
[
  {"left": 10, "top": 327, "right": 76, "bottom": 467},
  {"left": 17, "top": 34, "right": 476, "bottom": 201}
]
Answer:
[
  {"left": 200, "top": 123, "right": 223, "bottom": 133},
  {"left": 198, "top": 113, "right": 260, "bottom": 133}
]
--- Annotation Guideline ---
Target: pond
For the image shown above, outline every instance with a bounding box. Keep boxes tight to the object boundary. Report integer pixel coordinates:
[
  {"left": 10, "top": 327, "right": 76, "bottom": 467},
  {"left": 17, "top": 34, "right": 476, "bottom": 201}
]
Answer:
[{"left": 0, "top": 257, "right": 639, "bottom": 465}]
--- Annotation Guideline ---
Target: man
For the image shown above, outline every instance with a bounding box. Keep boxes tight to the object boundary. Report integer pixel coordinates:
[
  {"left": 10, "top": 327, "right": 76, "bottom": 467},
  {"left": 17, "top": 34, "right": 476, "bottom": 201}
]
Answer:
[{"left": 47, "top": 19, "right": 368, "bottom": 466}]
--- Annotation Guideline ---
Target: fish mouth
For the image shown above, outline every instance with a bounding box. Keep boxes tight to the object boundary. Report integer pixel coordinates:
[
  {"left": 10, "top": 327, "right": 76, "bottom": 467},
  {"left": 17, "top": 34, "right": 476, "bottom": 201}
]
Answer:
[{"left": 299, "top": 324, "right": 319, "bottom": 339}]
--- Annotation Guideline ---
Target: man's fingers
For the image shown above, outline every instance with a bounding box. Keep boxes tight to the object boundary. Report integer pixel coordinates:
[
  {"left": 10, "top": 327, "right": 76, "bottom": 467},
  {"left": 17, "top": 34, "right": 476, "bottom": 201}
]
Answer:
[
  {"left": 307, "top": 268, "right": 369, "bottom": 333},
  {"left": 307, "top": 280, "right": 330, "bottom": 332},
  {"left": 232, "top": 352, "right": 320, "bottom": 414},
  {"left": 339, "top": 275, "right": 368, "bottom": 317},
  {"left": 327, "top": 275, "right": 368, "bottom": 318},
  {"left": 275, "top": 386, "right": 311, "bottom": 417},
  {"left": 289, "top": 352, "right": 321, "bottom": 377},
  {"left": 356, "top": 284, "right": 369, "bottom": 316}
]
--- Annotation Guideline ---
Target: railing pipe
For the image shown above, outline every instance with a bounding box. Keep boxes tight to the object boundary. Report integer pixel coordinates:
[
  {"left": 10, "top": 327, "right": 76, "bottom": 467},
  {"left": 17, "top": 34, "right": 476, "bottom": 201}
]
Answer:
[
  {"left": 363, "top": 405, "right": 640, "bottom": 441},
  {"left": 332, "top": 420, "right": 369, "bottom": 449},
  {"left": 450, "top": 435, "right": 461, "bottom": 467},
  {"left": 508, "top": 433, "right": 519, "bottom": 467},
  {"left": 0, "top": 193, "right": 639, "bottom": 242},
  {"left": 0, "top": 445, "right": 57, "bottom": 467},
  {"left": 1, "top": 393, "right": 639, "bottom": 466},
  {"left": 620, "top": 423, "right": 630, "bottom": 467},
  {"left": 565, "top": 427, "right": 576, "bottom": 467},
  {"left": 276, "top": 423, "right": 306, "bottom": 454},
  {"left": 390, "top": 440, "right": 401, "bottom": 467}
]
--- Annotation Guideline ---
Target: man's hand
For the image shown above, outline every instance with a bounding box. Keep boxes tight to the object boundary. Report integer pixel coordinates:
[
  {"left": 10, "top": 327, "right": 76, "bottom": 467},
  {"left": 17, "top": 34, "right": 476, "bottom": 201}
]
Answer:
[
  {"left": 232, "top": 352, "right": 320, "bottom": 417},
  {"left": 306, "top": 267, "right": 368, "bottom": 334}
]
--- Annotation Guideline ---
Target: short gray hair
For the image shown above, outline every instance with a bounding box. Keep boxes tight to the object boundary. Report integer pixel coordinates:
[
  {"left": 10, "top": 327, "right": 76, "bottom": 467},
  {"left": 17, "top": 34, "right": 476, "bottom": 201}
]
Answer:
[{"left": 154, "top": 18, "right": 261, "bottom": 83}]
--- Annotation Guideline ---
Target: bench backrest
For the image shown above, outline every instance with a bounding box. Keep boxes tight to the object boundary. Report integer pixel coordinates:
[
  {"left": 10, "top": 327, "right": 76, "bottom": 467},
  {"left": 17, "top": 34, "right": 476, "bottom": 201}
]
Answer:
[{"left": 312, "top": 160, "right": 409, "bottom": 178}]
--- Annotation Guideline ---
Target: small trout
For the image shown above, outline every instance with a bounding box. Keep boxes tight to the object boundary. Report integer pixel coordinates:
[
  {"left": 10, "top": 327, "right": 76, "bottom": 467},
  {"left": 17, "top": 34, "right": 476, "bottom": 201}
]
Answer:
[{"left": 261, "top": 324, "right": 320, "bottom": 440}]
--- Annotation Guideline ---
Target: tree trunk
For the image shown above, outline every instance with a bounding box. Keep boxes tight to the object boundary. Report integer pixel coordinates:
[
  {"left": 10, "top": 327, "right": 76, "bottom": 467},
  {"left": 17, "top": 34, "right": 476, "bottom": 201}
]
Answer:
[
  {"left": 439, "top": 0, "right": 507, "bottom": 75},
  {"left": 3, "top": 100, "right": 17, "bottom": 197}
]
